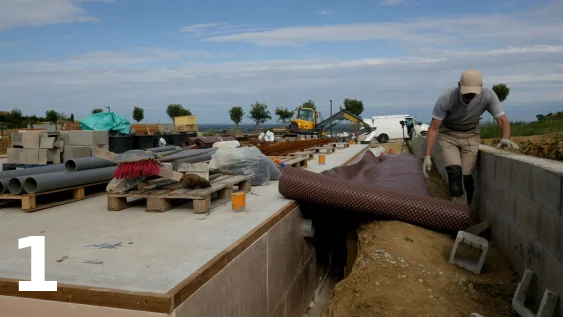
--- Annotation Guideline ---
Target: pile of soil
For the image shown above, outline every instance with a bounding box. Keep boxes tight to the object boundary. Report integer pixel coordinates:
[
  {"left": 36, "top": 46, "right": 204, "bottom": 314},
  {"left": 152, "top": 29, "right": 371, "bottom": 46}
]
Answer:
[
  {"left": 321, "top": 221, "right": 518, "bottom": 317},
  {"left": 482, "top": 134, "right": 563, "bottom": 161},
  {"left": 0, "top": 137, "right": 10, "bottom": 155}
]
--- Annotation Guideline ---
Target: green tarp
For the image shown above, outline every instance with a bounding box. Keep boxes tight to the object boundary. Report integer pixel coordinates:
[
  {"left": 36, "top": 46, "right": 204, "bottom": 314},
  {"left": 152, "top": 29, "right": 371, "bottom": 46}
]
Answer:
[{"left": 80, "top": 112, "right": 130, "bottom": 134}]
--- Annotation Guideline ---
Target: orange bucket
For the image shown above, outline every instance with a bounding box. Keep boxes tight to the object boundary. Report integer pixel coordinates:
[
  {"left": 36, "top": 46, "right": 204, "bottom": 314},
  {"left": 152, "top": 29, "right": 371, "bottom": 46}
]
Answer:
[
  {"left": 232, "top": 192, "right": 246, "bottom": 213},
  {"left": 318, "top": 154, "right": 326, "bottom": 165}
]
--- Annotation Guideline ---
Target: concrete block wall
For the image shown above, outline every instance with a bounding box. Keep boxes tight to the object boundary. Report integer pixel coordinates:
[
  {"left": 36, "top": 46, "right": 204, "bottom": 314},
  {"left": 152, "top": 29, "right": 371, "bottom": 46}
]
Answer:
[{"left": 412, "top": 134, "right": 563, "bottom": 316}]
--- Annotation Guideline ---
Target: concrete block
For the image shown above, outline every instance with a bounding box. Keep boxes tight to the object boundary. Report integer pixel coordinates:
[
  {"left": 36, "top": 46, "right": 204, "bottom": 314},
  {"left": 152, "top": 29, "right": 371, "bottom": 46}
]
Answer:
[
  {"left": 22, "top": 132, "right": 42, "bottom": 149},
  {"left": 538, "top": 211, "right": 563, "bottom": 262},
  {"left": 38, "top": 149, "right": 48, "bottom": 165},
  {"left": 62, "top": 146, "right": 91, "bottom": 162},
  {"left": 449, "top": 231, "right": 489, "bottom": 274},
  {"left": 58, "top": 131, "right": 70, "bottom": 145},
  {"left": 39, "top": 137, "right": 56, "bottom": 149},
  {"left": 25, "top": 149, "right": 39, "bottom": 164},
  {"left": 7, "top": 148, "right": 22, "bottom": 164},
  {"left": 47, "top": 149, "right": 61, "bottom": 164},
  {"left": 69, "top": 130, "right": 109, "bottom": 146},
  {"left": 411, "top": 134, "right": 426, "bottom": 159},
  {"left": 513, "top": 191, "right": 542, "bottom": 240},
  {"left": 89, "top": 144, "right": 109, "bottom": 154},
  {"left": 510, "top": 159, "right": 562, "bottom": 216},
  {"left": 512, "top": 268, "right": 559, "bottom": 317},
  {"left": 11, "top": 132, "right": 23, "bottom": 147}
]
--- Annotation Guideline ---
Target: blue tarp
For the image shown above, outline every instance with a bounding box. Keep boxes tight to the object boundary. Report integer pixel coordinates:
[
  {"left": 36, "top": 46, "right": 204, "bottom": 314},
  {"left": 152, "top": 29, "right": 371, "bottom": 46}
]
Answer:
[{"left": 80, "top": 112, "right": 130, "bottom": 134}]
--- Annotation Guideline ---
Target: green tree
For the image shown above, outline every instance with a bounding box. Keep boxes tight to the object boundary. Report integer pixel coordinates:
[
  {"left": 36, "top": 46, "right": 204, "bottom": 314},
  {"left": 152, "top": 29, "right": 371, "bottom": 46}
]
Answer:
[
  {"left": 92, "top": 108, "right": 104, "bottom": 114},
  {"left": 248, "top": 101, "right": 272, "bottom": 126},
  {"left": 343, "top": 98, "right": 364, "bottom": 116},
  {"left": 492, "top": 83, "right": 510, "bottom": 102},
  {"left": 69, "top": 113, "right": 75, "bottom": 122},
  {"left": 229, "top": 106, "right": 244, "bottom": 128},
  {"left": 166, "top": 104, "right": 192, "bottom": 121},
  {"left": 301, "top": 99, "right": 316, "bottom": 111},
  {"left": 45, "top": 110, "right": 64, "bottom": 130},
  {"left": 275, "top": 106, "right": 295, "bottom": 124},
  {"left": 7, "top": 109, "right": 23, "bottom": 128},
  {"left": 27, "top": 115, "right": 39, "bottom": 128},
  {"left": 133, "top": 106, "right": 144, "bottom": 123}
]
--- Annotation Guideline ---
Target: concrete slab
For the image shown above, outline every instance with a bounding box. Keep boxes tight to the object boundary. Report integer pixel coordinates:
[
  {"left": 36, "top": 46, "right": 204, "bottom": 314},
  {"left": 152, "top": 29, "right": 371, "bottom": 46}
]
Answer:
[{"left": 0, "top": 144, "right": 369, "bottom": 294}]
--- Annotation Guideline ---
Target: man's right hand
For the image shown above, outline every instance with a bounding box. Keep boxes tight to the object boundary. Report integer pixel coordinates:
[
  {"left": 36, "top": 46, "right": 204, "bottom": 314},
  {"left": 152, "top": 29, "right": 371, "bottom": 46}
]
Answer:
[{"left": 422, "top": 156, "right": 432, "bottom": 178}]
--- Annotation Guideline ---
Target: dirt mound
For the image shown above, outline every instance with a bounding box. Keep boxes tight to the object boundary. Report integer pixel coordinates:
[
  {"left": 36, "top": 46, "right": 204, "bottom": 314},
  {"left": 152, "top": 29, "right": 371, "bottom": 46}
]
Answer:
[
  {"left": 0, "top": 137, "right": 10, "bottom": 155},
  {"left": 322, "top": 221, "right": 518, "bottom": 317},
  {"left": 482, "top": 134, "right": 563, "bottom": 161}
]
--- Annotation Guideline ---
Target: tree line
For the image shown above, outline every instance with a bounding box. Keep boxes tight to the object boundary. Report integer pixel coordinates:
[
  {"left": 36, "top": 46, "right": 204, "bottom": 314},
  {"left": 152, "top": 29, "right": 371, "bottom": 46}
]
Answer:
[{"left": 228, "top": 98, "right": 365, "bottom": 127}]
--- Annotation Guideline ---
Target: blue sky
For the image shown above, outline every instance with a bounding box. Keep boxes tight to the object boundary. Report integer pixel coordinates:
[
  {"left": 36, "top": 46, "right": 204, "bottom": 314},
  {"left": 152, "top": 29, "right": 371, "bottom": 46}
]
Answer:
[{"left": 1, "top": 0, "right": 562, "bottom": 125}]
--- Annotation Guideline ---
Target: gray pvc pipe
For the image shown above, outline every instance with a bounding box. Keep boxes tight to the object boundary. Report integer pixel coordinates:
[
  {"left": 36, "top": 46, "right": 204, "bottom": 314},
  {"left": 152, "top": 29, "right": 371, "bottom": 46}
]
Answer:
[
  {"left": 175, "top": 153, "right": 212, "bottom": 163},
  {"left": 145, "top": 146, "right": 177, "bottom": 153},
  {"left": 0, "top": 178, "right": 10, "bottom": 194},
  {"left": 0, "top": 164, "right": 66, "bottom": 179},
  {"left": 23, "top": 166, "right": 117, "bottom": 194},
  {"left": 65, "top": 157, "right": 118, "bottom": 172},
  {"left": 8, "top": 176, "right": 28, "bottom": 194},
  {"left": 159, "top": 149, "right": 216, "bottom": 162}
]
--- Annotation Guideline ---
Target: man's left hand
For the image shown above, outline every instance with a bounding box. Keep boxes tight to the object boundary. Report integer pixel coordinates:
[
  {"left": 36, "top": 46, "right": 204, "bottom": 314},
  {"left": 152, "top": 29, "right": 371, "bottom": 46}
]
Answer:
[{"left": 496, "top": 138, "right": 519, "bottom": 150}]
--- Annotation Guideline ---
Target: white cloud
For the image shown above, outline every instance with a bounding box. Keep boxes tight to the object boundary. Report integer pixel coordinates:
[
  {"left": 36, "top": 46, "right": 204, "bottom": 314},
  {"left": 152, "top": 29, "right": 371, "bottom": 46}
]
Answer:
[
  {"left": 180, "top": 22, "right": 225, "bottom": 33},
  {"left": 380, "top": 0, "right": 404, "bottom": 5},
  {"left": 1, "top": 45, "right": 562, "bottom": 123},
  {"left": 0, "top": 0, "right": 110, "bottom": 29},
  {"left": 202, "top": 2, "right": 563, "bottom": 47},
  {"left": 316, "top": 10, "right": 333, "bottom": 15}
]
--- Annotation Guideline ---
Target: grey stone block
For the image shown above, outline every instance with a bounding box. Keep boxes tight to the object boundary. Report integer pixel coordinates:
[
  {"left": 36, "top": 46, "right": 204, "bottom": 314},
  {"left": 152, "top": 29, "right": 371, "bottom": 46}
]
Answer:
[
  {"left": 69, "top": 130, "right": 109, "bottom": 146},
  {"left": 449, "top": 231, "right": 489, "bottom": 274},
  {"left": 58, "top": 131, "right": 70, "bottom": 145},
  {"left": 510, "top": 159, "right": 561, "bottom": 216},
  {"left": 11, "top": 132, "right": 23, "bottom": 147},
  {"left": 537, "top": 211, "right": 563, "bottom": 262},
  {"left": 7, "top": 148, "right": 23, "bottom": 164},
  {"left": 512, "top": 268, "right": 559, "bottom": 317},
  {"left": 22, "top": 132, "right": 42, "bottom": 149},
  {"left": 62, "top": 146, "right": 91, "bottom": 162},
  {"left": 39, "top": 136, "right": 56, "bottom": 149},
  {"left": 25, "top": 149, "right": 39, "bottom": 164}
]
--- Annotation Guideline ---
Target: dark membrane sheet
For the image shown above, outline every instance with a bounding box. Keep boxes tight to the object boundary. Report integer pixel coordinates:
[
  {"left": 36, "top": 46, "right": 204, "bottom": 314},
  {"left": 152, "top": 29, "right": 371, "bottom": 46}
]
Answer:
[{"left": 278, "top": 151, "right": 471, "bottom": 231}]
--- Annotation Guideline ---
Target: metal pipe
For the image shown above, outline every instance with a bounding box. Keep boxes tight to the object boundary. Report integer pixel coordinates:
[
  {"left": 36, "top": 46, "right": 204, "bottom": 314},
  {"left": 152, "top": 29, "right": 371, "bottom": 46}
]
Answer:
[
  {"left": 8, "top": 176, "right": 28, "bottom": 194},
  {"left": 0, "top": 164, "right": 66, "bottom": 179},
  {"left": 65, "top": 157, "right": 118, "bottom": 172},
  {"left": 23, "top": 167, "right": 117, "bottom": 194}
]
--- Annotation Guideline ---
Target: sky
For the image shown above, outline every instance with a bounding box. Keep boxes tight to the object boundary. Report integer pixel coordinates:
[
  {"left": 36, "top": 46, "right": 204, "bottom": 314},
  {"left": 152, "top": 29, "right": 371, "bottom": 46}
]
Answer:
[{"left": 1, "top": 0, "right": 562, "bottom": 125}]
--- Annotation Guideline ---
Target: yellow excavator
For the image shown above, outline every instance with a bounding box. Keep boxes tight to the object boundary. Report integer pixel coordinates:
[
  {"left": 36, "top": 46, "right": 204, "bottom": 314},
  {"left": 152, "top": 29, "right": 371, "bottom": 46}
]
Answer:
[{"left": 287, "top": 106, "right": 373, "bottom": 136}]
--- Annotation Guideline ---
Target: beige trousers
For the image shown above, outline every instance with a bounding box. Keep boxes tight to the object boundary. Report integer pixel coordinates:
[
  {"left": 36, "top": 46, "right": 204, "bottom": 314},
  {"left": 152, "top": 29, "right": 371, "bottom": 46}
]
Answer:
[{"left": 437, "top": 131, "right": 480, "bottom": 175}]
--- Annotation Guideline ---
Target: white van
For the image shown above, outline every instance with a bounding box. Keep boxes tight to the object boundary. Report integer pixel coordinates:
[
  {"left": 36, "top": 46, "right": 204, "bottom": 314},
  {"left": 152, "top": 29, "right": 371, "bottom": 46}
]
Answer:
[{"left": 363, "top": 114, "right": 429, "bottom": 143}]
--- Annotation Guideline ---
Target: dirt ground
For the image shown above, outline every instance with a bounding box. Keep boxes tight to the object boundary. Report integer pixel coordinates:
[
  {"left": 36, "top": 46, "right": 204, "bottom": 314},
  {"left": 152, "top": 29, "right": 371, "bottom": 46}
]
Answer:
[
  {"left": 0, "top": 137, "right": 10, "bottom": 155},
  {"left": 482, "top": 134, "right": 563, "bottom": 161},
  {"left": 321, "top": 221, "right": 518, "bottom": 317},
  {"left": 321, "top": 141, "right": 518, "bottom": 317}
]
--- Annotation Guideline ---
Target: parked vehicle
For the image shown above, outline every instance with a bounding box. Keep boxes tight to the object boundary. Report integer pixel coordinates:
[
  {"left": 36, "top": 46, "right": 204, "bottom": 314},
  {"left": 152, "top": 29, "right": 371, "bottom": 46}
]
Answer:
[{"left": 363, "top": 114, "right": 429, "bottom": 143}]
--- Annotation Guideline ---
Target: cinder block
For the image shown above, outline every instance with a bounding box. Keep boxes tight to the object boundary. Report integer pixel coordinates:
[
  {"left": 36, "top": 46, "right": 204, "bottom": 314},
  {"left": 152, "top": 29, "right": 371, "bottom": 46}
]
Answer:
[
  {"left": 11, "top": 132, "right": 23, "bottom": 147},
  {"left": 25, "top": 149, "right": 39, "bottom": 164},
  {"left": 47, "top": 149, "right": 61, "bottom": 164},
  {"left": 62, "top": 146, "right": 91, "bottom": 162},
  {"left": 510, "top": 159, "right": 562, "bottom": 216},
  {"left": 22, "top": 132, "right": 42, "bottom": 149},
  {"left": 513, "top": 191, "right": 542, "bottom": 240},
  {"left": 39, "top": 137, "right": 56, "bottom": 149},
  {"left": 538, "top": 211, "right": 563, "bottom": 262},
  {"left": 38, "top": 149, "right": 48, "bottom": 165},
  {"left": 449, "top": 231, "right": 489, "bottom": 274},
  {"left": 58, "top": 131, "right": 70, "bottom": 145},
  {"left": 7, "top": 148, "right": 22, "bottom": 164},
  {"left": 494, "top": 154, "right": 513, "bottom": 187},
  {"left": 69, "top": 130, "right": 109, "bottom": 146},
  {"left": 512, "top": 268, "right": 559, "bottom": 317}
]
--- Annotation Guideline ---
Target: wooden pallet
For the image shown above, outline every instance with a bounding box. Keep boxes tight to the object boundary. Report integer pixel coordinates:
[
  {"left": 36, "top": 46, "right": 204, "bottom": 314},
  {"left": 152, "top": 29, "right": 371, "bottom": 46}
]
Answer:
[
  {"left": 0, "top": 181, "right": 109, "bottom": 212},
  {"left": 309, "top": 147, "right": 336, "bottom": 154},
  {"left": 107, "top": 175, "right": 252, "bottom": 214},
  {"left": 321, "top": 142, "right": 350, "bottom": 149},
  {"left": 288, "top": 151, "right": 315, "bottom": 160},
  {"left": 268, "top": 156, "right": 308, "bottom": 168}
]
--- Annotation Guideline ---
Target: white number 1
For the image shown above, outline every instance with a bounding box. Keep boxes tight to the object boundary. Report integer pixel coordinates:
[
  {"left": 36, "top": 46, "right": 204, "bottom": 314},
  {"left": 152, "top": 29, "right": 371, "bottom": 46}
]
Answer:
[{"left": 18, "top": 236, "right": 57, "bottom": 291}]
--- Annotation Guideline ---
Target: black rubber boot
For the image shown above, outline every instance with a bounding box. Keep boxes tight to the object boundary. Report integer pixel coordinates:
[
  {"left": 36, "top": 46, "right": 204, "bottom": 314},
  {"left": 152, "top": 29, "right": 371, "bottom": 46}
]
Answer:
[
  {"left": 463, "top": 175, "right": 475, "bottom": 206},
  {"left": 446, "top": 165, "right": 463, "bottom": 197}
]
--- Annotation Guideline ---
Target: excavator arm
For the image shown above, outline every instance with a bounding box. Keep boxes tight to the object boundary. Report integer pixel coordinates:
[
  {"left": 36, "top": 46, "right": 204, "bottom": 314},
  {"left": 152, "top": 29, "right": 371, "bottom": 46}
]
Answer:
[{"left": 315, "top": 110, "right": 373, "bottom": 134}]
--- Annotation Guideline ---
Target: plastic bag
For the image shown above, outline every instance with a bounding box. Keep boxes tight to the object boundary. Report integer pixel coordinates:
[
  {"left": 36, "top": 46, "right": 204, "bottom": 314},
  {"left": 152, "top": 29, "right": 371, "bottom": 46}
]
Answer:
[
  {"left": 80, "top": 112, "right": 131, "bottom": 134},
  {"left": 264, "top": 131, "right": 275, "bottom": 142},
  {"left": 212, "top": 140, "right": 241, "bottom": 149},
  {"left": 209, "top": 146, "right": 273, "bottom": 186}
]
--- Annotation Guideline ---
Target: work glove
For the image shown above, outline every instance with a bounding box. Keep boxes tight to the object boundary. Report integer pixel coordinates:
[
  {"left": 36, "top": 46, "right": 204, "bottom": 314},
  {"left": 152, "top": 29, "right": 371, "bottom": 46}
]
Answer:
[
  {"left": 422, "top": 156, "right": 432, "bottom": 178},
  {"left": 496, "top": 138, "right": 519, "bottom": 150}
]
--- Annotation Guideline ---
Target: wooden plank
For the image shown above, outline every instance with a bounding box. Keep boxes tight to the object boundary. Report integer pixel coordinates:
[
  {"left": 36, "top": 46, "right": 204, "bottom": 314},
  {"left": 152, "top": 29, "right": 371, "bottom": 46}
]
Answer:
[
  {"left": 158, "top": 168, "right": 183, "bottom": 182},
  {"left": 0, "top": 278, "right": 173, "bottom": 313}
]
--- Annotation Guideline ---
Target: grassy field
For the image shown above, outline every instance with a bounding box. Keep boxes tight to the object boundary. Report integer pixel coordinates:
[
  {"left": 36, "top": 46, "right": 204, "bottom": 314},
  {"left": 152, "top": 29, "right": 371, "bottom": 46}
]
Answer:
[{"left": 480, "top": 118, "right": 563, "bottom": 139}]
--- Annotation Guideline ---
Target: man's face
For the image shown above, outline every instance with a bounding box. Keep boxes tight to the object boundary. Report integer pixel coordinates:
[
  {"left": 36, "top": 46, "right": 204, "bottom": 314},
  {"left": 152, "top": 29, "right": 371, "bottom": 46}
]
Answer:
[{"left": 461, "top": 93, "right": 476, "bottom": 104}]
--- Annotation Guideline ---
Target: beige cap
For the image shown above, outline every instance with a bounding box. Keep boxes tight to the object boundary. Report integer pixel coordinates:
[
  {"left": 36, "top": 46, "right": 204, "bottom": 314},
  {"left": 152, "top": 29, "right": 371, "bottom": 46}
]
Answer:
[{"left": 459, "top": 69, "right": 482, "bottom": 94}]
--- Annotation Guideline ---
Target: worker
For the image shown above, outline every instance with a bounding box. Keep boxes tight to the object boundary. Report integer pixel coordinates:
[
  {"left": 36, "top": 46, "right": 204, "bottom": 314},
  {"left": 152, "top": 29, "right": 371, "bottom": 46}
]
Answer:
[{"left": 422, "top": 69, "right": 519, "bottom": 205}]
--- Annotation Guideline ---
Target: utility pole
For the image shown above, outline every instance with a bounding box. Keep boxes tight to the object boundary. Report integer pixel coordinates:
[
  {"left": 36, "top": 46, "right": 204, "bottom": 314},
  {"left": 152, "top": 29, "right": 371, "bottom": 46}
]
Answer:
[
  {"left": 329, "top": 100, "right": 333, "bottom": 137},
  {"left": 106, "top": 107, "right": 111, "bottom": 113}
]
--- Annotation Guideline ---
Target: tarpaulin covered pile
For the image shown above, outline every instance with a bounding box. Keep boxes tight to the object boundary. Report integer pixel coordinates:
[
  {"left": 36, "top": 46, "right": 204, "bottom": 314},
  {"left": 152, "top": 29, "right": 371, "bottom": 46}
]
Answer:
[{"left": 278, "top": 151, "right": 471, "bottom": 231}]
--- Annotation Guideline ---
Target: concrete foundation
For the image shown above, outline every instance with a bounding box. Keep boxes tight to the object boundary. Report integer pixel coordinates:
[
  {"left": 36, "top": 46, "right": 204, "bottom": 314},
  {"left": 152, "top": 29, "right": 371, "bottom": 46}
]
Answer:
[{"left": 0, "top": 144, "right": 370, "bottom": 316}]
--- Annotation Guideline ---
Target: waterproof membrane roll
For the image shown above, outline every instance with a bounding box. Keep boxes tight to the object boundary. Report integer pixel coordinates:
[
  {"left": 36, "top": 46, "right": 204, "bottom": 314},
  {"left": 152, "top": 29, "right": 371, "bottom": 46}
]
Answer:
[{"left": 278, "top": 151, "right": 471, "bottom": 231}]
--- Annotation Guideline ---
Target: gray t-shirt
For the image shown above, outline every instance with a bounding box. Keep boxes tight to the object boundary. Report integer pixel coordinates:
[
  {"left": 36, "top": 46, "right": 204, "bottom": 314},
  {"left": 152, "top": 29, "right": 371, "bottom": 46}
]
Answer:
[{"left": 431, "top": 87, "right": 505, "bottom": 133}]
